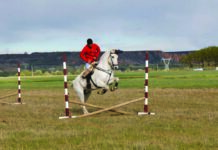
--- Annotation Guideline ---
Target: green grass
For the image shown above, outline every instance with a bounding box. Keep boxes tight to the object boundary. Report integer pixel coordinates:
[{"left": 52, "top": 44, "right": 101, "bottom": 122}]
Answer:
[
  {"left": 0, "top": 70, "right": 218, "bottom": 149},
  {"left": 117, "top": 70, "right": 218, "bottom": 89},
  {"left": 0, "top": 70, "right": 217, "bottom": 89}
]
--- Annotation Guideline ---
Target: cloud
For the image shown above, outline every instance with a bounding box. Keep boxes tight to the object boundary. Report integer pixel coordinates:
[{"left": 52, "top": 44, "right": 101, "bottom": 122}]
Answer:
[{"left": 0, "top": 0, "right": 218, "bottom": 54}]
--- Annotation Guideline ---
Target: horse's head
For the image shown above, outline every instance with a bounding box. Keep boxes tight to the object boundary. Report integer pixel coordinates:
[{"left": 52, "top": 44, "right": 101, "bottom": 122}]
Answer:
[{"left": 109, "top": 49, "right": 123, "bottom": 69}]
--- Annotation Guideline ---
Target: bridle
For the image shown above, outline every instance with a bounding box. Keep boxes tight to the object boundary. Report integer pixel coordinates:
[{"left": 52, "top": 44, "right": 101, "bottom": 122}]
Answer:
[
  {"left": 95, "top": 52, "right": 118, "bottom": 75},
  {"left": 94, "top": 52, "right": 119, "bottom": 85},
  {"left": 90, "top": 50, "right": 123, "bottom": 87},
  {"left": 109, "top": 52, "right": 119, "bottom": 70}
]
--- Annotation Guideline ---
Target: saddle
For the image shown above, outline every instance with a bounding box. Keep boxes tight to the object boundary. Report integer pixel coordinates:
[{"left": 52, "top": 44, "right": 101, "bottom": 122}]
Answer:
[
  {"left": 81, "top": 62, "right": 98, "bottom": 90},
  {"left": 82, "top": 67, "right": 93, "bottom": 79},
  {"left": 81, "top": 61, "right": 98, "bottom": 79}
]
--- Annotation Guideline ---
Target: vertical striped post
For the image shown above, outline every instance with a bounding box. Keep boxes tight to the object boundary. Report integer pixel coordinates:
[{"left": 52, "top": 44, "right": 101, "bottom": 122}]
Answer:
[
  {"left": 138, "top": 51, "right": 155, "bottom": 115},
  {"left": 17, "top": 63, "right": 22, "bottom": 103},
  {"left": 59, "top": 54, "right": 71, "bottom": 119},
  {"left": 144, "top": 52, "right": 149, "bottom": 112}
]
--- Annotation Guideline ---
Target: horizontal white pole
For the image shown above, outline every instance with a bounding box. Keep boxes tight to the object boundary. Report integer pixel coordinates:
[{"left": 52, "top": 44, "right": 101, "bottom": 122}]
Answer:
[
  {"left": 138, "top": 112, "right": 155, "bottom": 115},
  {"left": 59, "top": 116, "right": 77, "bottom": 119}
]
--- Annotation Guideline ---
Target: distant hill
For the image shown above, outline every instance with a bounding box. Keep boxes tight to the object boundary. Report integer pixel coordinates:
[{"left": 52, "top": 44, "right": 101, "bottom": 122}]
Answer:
[{"left": 0, "top": 50, "right": 192, "bottom": 76}]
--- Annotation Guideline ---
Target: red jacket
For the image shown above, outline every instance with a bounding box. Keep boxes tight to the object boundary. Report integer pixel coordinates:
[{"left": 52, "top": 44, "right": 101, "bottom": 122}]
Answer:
[{"left": 80, "top": 43, "right": 101, "bottom": 63}]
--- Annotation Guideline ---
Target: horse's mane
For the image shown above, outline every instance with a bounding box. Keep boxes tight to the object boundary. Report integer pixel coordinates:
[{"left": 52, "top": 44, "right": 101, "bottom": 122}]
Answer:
[{"left": 99, "top": 50, "right": 110, "bottom": 63}]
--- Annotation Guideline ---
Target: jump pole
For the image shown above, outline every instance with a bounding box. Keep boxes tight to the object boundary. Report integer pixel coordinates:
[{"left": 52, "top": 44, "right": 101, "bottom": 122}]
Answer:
[
  {"left": 59, "top": 54, "right": 71, "bottom": 119},
  {"left": 0, "top": 93, "right": 17, "bottom": 99},
  {"left": 14, "top": 63, "right": 25, "bottom": 104},
  {"left": 69, "top": 100, "right": 132, "bottom": 115},
  {"left": 70, "top": 97, "right": 144, "bottom": 119},
  {"left": 0, "top": 92, "right": 17, "bottom": 105},
  {"left": 138, "top": 52, "right": 155, "bottom": 115}
]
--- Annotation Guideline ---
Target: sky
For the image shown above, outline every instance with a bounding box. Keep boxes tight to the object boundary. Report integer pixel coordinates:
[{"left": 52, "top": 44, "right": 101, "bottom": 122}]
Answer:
[{"left": 0, "top": 0, "right": 217, "bottom": 54}]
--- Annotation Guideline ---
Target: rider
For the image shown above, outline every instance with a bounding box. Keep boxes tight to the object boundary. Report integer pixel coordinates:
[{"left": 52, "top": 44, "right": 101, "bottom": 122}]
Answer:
[{"left": 80, "top": 38, "right": 101, "bottom": 88}]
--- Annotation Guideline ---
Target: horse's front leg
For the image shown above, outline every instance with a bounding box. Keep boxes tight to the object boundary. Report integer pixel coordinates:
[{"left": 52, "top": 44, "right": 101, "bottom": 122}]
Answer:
[
  {"left": 96, "top": 81, "right": 109, "bottom": 95},
  {"left": 97, "top": 86, "right": 109, "bottom": 95},
  {"left": 109, "top": 77, "right": 119, "bottom": 91},
  {"left": 114, "top": 77, "right": 119, "bottom": 89}
]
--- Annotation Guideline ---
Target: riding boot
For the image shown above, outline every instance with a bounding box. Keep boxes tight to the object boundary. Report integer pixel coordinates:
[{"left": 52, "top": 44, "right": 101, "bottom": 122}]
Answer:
[
  {"left": 86, "top": 74, "right": 91, "bottom": 89},
  {"left": 82, "top": 68, "right": 92, "bottom": 79},
  {"left": 82, "top": 62, "right": 97, "bottom": 79}
]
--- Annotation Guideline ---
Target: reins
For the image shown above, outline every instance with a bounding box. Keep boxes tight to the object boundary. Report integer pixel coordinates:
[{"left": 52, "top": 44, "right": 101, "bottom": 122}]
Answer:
[{"left": 90, "top": 52, "right": 117, "bottom": 87}]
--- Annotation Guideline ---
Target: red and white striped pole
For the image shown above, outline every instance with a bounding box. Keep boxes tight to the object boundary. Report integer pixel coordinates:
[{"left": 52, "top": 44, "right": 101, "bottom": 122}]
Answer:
[
  {"left": 59, "top": 54, "right": 71, "bottom": 119},
  {"left": 16, "top": 63, "right": 22, "bottom": 104},
  {"left": 144, "top": 52, "right": 149, "bottom": 112},
  {"left": 138, "top": 52, "right": 155, "bottom": 115}
]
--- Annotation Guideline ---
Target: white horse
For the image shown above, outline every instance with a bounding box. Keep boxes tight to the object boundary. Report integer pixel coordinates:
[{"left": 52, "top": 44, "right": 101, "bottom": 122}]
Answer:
[{"left": 72, "top": 49, "right": 123, "bottom": 114}]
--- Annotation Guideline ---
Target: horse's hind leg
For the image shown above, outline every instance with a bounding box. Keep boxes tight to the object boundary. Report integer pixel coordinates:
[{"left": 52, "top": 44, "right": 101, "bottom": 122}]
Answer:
[
  {"left": 81, "top": 105, "right": 89, "bottom": 114},
  {"left": 77, "top": 91, "right": 89, "bottom": 114},
  {"left": 79, "top": 91, "right": 89, "bottom": 114},
  {"left": 79, "top": 90, "right": 93, "bottom": 114},
  {"left": 73, "top": 81, "right": 89, "bottom": 114}
]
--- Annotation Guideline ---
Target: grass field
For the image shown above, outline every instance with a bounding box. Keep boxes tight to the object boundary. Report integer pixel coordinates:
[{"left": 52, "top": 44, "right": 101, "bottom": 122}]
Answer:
[{"left": 0, "top": 70, "right": 218, "bottom": 150}]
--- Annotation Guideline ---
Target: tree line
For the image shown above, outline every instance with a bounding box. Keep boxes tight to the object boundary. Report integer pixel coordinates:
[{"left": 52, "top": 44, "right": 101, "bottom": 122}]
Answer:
[{"left": 181, "top": 46, "right": 218, "bottom": 68}]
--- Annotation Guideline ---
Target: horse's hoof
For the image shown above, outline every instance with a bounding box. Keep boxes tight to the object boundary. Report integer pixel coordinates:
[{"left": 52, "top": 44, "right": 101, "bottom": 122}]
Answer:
[
  {"left": 110, "top": 86, "right": 115, "bottom": 91},
  {"left": 97, "top": 91, "right": 104, "bottom": 95},
  {"left": 109, "top": 84, "right": 116, "bottom": 91},
  {"left": 110, "top": 85, "right": 118, "bottom": 91},
  {"left": 97, "top": 89, "right": 107, "bottom": 95}
]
